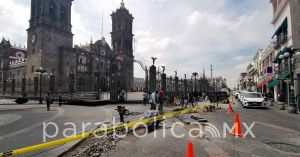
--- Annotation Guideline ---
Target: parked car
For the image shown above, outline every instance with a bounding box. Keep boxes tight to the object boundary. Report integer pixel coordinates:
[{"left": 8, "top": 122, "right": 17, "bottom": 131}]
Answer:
[
  {"left": 241, "top": 92, "right": 267, "bottom": 108},
  {"left": 235, "top": 91, "right": 240, "bottom": 99},
  {"left": 238, "top": 91, "right": 247, "bottom": 102}
]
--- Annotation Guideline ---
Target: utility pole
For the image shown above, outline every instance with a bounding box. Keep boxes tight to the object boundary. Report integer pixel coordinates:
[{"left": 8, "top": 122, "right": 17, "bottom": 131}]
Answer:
[
  {"left": 210, "top": 64, "right": 213, "bottom": 78},
  {"left": 101, "top": 9, "right": 104, "bottom": 37}
]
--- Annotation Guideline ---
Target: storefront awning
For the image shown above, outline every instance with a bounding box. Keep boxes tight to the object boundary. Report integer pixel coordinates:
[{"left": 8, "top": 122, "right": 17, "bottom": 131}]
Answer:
[
  {"left": 256, "top": 78, "right": 272, "bottom": 88},
  {"left": 268, "top": 79, "right": 280, "bottom": 87},
  {"left": 277, "top": 71, "right": 290, "bottom": 80},
  {"left": 272, "top": 17, "right": 288, "bottom": 38}
]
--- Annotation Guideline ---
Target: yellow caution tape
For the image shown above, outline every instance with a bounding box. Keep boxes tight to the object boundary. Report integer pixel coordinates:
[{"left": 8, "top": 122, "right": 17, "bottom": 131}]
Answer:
[{"left": 0, "top": 105, "right": 208, "bottom": 157}]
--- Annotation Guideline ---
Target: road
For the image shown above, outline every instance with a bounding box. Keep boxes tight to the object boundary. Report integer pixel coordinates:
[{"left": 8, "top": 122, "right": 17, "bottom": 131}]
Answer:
[
  {"left": 105, "top": 100, "right": 300, "bottom": 157},
  {"left": 1, "top": 100, "right": 300, "bottom": 157},
  {"left": 0, "top": 104, "right": 112, "bottom": 157}
]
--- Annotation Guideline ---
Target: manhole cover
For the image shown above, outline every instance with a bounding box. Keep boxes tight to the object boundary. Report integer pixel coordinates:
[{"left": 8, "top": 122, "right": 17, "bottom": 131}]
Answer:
[{"left": 264, "top": 140, "right": 300, "bottom": 154}]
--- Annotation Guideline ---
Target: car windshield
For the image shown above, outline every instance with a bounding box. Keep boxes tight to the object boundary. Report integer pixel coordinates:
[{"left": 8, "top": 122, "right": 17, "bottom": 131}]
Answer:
[{"left": 245, "top": 93, "right": 262, "bottom": 98}]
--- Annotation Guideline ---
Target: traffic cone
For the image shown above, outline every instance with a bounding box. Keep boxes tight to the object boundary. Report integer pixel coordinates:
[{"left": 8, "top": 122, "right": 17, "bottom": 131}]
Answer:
[
  {"left": 231, "top": 112, "right": 243, "bottom": 137},
  {"left": 186, "top": 141, "right": 195, "bottom": 157},
  {"left": 227, "top": 103, "right": 233, "bottom": 115}
]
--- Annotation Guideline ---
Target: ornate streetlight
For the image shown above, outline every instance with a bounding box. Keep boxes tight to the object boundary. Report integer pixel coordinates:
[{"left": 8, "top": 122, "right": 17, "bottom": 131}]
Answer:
[
  {"left": 279, "top": 47, "right": 300, "bottom": 113},
  {"left": 192, "top": 72, "right": 198, "bottom": 92},
  {"left": 35, "top": 67, "right": 47, "bottom": 104}
]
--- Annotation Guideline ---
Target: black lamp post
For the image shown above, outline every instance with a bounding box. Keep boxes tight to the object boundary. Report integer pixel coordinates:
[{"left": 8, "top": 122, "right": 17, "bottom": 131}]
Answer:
[
  {"left": 279, "top": 48, "right": 300, "bottom": 112},
  {"left": 35, "top": 67, "right": 47, "bottom": 104},
  {"left": 192, "top": 72, "right": 198, "bottom": 92}
]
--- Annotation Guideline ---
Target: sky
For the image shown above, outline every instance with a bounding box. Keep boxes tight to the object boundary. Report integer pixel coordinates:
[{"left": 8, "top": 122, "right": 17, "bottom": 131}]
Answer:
[{"left": 0, "top": 0, "right": 275, "bottom": 88}]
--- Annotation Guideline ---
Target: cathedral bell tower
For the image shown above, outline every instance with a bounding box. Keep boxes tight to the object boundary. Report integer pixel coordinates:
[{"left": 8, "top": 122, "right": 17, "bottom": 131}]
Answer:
[
  {"left": 111, "top": 0, "right": 134, "bottom": 90},
  {"left": 26, "top": 0, "right": 73, "bottom": 86}
]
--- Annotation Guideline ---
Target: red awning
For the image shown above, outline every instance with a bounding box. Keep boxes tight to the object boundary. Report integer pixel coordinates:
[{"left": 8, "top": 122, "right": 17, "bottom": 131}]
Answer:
[{"left": 256, "top": 78, "right": 272, "bottom": 88}]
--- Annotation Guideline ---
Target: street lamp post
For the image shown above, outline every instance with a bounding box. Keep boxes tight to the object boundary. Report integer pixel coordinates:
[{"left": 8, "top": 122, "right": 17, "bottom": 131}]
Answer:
[
  {"left": 279, "top": 48, "right": 300, "bottom": 113},
  {"left": 192, "top": 72, "right": 198, "bottom": 93},
  {"left": 35, "top": 67, "right": 47, "bottom": 104}
]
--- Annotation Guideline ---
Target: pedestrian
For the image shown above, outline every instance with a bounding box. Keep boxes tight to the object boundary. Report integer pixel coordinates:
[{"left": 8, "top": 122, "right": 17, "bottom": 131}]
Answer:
[
  {"left": 149, "top": 90, "right": 158, "bottom": 110},
  {"left": 188, "top": 92, "right": 195, "bottom": 108},
  {"left": 116, "top": 106, "right": 125, "bottom": 123},
  {"left": 158, "top": 88, "right": 165, "bottom": 112},
  {"left": 180, "top": 92, "right": 185, "bottom": 108},
  {"left": 119, "top": 89, "right": 126, "bottom": 102},
  {"left": 46, "top": 92, "right": 51, "bottom": 111},
  {"left": 58, "top": 95, "right": 62, "bottom": 106},
  {"left": 143, "top": 91, "right": 148, "bottom": 106}
]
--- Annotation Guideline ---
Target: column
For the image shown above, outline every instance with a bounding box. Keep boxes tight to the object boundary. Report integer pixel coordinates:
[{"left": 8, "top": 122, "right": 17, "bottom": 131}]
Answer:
[
  {"left": 175, "top": 76, "right": 179, "bottom": 94},
  {"left": 34, "top": 77, "right": 38, "bottom": 97},
  {"left": 184, "top": 79, "right": 187, "bottom": 93},
  {"left": 110, "top": 63, "right": 118, "bottom": 101},
  {"left": 149, "top": 65, "right": 157, "bottom": 92},
  {"left": 161, "top": 73, "right": 167, "bottom": 91},
  {"left": 145, "top": 68, "right": 149, "bottom": 92},
  {"left": 22, "top": 78, "right": 26, "bottom": 97}
]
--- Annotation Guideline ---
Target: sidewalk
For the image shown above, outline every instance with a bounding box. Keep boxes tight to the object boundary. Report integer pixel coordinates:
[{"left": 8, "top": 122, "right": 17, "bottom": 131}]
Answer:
[{"left": 0, "top": 104, "right": 48, "bottom": 111}]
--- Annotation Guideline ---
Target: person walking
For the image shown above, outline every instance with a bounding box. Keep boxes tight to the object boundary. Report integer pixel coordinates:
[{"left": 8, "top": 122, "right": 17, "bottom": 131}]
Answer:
[
  {"left": 188, "top": 92, "right": 195, "bottom": 108},
  {"left": 149, "top": 90, "right": 158, "bottom": 110},
  {"left": 58, "top": 95, "right": 62, "bottom": 106},
  {"left": 45, "top": 92, "right": 51, "bottom": 111},
  {"left": 180, "top": 92, "right": 185, "bottom": 108},
  {"left": 143, "top": 91, "right": 148, "bottom": 106},
  {"left": 158, "top": 88, "right": 165, "bottom": 112}
]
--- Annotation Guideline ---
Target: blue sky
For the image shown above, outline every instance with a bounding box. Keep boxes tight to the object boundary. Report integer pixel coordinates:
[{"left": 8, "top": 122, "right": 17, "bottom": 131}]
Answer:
[{"left": 0, "top": 0, "right": 274, "bottom": 88}]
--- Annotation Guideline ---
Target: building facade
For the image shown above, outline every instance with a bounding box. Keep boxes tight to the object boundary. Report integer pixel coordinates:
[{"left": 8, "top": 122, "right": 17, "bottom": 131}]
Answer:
[
  {"left": 270, "top": 0, "right": 300, "bottom": 106},
  {"left": 0, "top": 0, "right": 135, "bottom": 96}
]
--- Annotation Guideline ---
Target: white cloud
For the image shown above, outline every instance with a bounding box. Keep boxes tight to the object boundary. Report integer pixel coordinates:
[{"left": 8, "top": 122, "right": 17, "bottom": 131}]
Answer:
[{"left": 0, "top": 0, "right": 29, "bottom": 46}]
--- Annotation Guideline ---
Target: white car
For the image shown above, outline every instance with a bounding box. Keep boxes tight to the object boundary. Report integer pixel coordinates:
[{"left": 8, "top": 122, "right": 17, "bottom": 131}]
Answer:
[
  {"left": 234, "top": 91, "right": 240, "bottom": 99},
  {"left": 238, "top": 91, "right": 247, "bottom": 102},
  {"left": 241, "top": 92, "right": 267, "bottom": 108}
]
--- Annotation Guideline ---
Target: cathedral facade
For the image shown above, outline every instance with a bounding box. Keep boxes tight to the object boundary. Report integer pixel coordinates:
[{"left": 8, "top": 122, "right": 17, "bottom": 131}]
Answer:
[{"left": 0, "top": 0, "right": 134, "bottom": 96}]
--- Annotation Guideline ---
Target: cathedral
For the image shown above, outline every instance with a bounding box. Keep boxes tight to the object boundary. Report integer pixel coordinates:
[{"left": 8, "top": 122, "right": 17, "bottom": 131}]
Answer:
[{"left": 0, "top": 0, "right": 134, "bottom": 96}]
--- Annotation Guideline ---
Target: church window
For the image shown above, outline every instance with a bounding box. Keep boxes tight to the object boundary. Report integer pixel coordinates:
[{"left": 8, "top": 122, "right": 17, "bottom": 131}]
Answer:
[
  {"left": 60, "top": 6, "right": 67, "bottom": 22},
  {"left": 118, "top": 39, "right": 121, "bottom": 48},
  {"left": 114, "top": 41, "right": 117, "bottom": 48},
  {"left": 31, "top": 2, "right": 37, "bottom": 18},
  {"left": 49, "top": 1, "right": 57, "bottom": 18},
  {"left": 101, "top": 50, "right": 106, "bottom": 55},
  {"left": 37, "top": 1, "right": 42, "bottom": 15}
]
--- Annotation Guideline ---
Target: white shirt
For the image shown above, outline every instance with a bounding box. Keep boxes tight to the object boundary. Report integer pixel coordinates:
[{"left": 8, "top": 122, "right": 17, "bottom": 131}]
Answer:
[{"left": 150, "top": 92, "right": 157, "bottom": 104}]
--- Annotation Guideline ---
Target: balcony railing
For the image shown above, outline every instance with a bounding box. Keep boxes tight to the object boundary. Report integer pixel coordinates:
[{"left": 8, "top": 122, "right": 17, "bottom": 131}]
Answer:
[{"left": 274, "top": 33, "right": 287, "bottom": 49}]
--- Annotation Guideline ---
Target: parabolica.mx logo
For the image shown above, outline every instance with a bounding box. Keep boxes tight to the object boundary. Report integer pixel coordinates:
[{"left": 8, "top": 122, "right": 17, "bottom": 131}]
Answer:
[
  {"left": 204, "top": 123, "right": 221, "bottom": 138},
  {"left": 42, "top": 116, "right": 256, "bottom": 142}
]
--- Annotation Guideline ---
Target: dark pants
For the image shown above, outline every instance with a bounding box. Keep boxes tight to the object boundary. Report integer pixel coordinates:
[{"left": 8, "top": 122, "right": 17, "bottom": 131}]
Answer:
[
  {"left": 143, "top": 98, "right": 147, "bottom": 105},
  {"left": 59, "top": 97, "right": 62, "bottom": 106},
  {"left": 185, "top": 100, "right": 194, "bottom": 108},
  {"left": 150, "top": 103, "right": 156, "bottom": 110},
  {"left": 119, "top": 113, "right": 124, "bottom": 123},
  {"left": 159, "top": 100, "right": 163, "bottom": 111},
  {"left": 47, "top": 103, "right": 50, "bottom": 111},
  {"left": 180, "top": 99, "right": 184, "bottom": 108}
]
